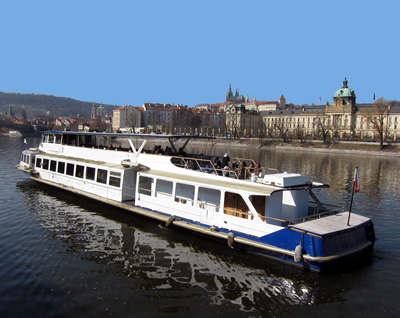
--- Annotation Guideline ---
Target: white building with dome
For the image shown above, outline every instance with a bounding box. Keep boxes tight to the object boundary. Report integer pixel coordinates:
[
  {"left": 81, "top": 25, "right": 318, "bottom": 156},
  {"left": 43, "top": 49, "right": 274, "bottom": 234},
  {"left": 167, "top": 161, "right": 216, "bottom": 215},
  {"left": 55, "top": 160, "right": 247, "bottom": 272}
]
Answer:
[{"left": 260, "top": 78, "right": 400, "bottom": 142}]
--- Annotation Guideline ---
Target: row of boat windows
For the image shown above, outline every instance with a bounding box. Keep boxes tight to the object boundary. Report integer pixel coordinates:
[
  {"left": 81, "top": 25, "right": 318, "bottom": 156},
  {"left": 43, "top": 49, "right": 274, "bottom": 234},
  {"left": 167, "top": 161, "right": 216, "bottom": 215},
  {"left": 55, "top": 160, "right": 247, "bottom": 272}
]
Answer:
[
  {"left": 138, "top": 176, "right": 267, "bottom": 220},
  {"left": 35, "top": 157, "right": 122, "bottom": 187},
  {"left": 21, "top": 153, "right": 35, "bottom": 166}
]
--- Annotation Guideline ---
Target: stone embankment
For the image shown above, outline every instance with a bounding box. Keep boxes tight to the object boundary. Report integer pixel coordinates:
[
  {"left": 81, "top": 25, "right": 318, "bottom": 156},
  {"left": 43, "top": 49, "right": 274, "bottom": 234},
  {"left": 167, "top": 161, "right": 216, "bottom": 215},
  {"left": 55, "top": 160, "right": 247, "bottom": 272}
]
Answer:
[{"left": 192, "top": 138, "right": 400, "bottom": 158}]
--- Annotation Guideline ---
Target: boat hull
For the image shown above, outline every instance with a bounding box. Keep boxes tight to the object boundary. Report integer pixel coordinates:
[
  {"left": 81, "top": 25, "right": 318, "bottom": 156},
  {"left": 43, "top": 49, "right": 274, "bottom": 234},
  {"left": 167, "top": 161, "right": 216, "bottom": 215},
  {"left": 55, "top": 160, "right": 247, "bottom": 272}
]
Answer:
[{"left": 22, "top": 172, "right": 375, "bottom": 273}]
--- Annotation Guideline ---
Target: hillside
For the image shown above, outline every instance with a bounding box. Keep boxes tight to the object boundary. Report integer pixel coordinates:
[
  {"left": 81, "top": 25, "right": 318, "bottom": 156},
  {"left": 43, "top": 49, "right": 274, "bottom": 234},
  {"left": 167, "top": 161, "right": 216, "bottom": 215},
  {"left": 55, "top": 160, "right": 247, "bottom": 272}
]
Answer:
[{"left": 0, "top": 92, "right": 118, "bottom": 118}]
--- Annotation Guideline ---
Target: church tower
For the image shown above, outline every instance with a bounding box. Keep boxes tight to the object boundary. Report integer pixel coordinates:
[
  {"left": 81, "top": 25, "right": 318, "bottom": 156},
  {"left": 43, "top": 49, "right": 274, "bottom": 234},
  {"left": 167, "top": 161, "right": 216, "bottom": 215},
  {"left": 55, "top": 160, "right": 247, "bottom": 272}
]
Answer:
[
  {"left": 226, "top": 84, "right": 233, "bottom": 101},
  {"left": 91, "top": 102, "right": 96, "bottom": 118}
]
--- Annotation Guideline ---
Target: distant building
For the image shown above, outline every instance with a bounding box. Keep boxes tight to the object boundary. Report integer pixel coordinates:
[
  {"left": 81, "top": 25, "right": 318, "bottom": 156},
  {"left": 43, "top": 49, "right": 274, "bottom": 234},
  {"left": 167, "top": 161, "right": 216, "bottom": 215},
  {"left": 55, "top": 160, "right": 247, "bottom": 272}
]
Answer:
[
  {"left": 112, "top": 105, "right": 141, "bottom": 132},
  {"left": 91, "top": 102, "right": 107, "bottom": 118},
  {"left": 226, "top": 84, "right": 245, "bottom": 104},
  {"left": 261, "top": 78, "right": 400, "bottom": 141}
]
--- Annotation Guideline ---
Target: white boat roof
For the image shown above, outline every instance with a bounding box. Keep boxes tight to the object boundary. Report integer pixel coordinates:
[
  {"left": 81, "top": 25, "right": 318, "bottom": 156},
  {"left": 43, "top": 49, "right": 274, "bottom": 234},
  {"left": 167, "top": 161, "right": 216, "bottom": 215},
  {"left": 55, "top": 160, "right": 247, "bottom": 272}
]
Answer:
[
  {"left": 35, "top": 152, "right": 126, "bottom": 169},
  {"left": 141, "top": 169, "right": 283, "bottom": 196},
  {"left": 42, "top": 130, "right": 215, "bottom": 141}
]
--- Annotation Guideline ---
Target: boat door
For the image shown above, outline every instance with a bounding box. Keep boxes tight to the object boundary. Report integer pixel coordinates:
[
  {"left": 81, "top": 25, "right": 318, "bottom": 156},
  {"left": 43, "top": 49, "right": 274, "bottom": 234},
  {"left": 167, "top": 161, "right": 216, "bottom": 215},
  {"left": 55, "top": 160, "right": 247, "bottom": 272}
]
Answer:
[{"left": 197, "top": 187, "right": 220, "bottom": 225}]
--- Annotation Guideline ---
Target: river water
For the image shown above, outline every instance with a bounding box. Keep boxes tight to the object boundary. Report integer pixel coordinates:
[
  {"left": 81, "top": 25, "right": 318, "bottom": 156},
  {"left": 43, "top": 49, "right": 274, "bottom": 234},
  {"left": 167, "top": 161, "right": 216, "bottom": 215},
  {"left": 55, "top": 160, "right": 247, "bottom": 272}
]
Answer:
[{"left": 1, "top": 137, "right": 399, "bottom": 317}]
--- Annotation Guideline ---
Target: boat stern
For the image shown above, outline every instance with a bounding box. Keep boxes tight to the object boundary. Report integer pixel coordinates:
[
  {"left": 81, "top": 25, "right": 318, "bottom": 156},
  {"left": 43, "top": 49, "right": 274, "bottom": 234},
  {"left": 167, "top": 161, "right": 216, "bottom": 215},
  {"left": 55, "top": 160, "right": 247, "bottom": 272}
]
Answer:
[{"left": 289, "top": 212, "right": 375, "bottom": 272}]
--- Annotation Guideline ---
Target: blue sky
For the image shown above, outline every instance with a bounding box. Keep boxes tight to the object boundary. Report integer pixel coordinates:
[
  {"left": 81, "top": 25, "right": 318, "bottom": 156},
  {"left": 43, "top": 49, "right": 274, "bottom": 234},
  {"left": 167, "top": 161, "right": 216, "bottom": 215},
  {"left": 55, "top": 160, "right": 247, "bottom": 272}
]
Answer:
[{"left": 1, "top": 0, "right": 399, "bottom": 107}]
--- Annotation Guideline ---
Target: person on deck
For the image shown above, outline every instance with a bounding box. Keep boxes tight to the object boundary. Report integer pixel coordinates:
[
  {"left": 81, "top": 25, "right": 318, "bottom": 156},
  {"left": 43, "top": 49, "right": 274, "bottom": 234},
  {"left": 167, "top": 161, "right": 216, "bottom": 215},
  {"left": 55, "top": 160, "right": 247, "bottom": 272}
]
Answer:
[
  {"left": 238, "top": 163, "right": 246, "bottom": 179},
  {"left": 231, "top": 160, "right": 239, "bottom": 169},
  {"left": 188, "top": 160, "right": 197, "bottom": 170},
  {"left": 213, "top": 156, "right": 221, "bottom": 169},
  {"left": 178, "top": 147, "right": 187, "bottom": 157},
  {"left": 222, "top": 153, "right": 230, "bottom": 168}
]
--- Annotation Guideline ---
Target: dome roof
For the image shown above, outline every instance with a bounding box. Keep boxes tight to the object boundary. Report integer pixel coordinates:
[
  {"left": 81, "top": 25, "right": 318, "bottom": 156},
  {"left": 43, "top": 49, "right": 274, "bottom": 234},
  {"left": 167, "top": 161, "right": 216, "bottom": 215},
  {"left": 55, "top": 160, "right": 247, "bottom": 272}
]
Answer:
[{"left": 334, "top": 78, "right": 356, "bottom": 98}]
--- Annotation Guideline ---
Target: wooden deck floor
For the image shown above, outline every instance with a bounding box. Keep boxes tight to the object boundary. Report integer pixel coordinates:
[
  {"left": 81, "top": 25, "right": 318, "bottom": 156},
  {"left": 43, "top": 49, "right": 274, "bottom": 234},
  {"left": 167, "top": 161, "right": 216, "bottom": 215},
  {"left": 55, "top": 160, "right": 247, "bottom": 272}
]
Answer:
[{"left": 290, "top": 212, "right": 371, "bottom": 235}]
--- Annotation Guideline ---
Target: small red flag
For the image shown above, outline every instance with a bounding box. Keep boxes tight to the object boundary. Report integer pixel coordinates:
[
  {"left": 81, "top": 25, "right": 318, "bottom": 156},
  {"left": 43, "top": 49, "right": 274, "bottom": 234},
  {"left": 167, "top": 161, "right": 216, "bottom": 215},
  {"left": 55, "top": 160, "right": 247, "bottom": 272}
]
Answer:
[{"left": 354, "top": 168, "right": 360, "bottom": 193}]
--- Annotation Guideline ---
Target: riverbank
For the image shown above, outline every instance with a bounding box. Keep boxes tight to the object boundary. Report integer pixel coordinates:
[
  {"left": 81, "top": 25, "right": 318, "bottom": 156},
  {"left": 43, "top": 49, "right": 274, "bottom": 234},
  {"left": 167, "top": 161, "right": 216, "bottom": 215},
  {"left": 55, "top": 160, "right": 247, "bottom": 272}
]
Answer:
[{"left": 192, "top": 138, "right": 400, "bottom": 158}]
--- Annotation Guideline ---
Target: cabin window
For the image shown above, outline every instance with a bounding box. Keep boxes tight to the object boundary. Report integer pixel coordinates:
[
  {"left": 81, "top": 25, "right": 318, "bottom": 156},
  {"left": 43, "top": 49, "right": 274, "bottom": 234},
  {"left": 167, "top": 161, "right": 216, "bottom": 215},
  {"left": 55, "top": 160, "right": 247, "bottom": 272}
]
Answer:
[
  {"left": 224, "top": 192, "right": 250, "bottom": 219},
  {"left": 57, "top": 161, "right": 65, "bottom": 174},
  {"left": 109, "top": 171, "right": 121, "bottom": 187},
  {"left": 250, "top": 195, "right": 267, "bottom": 221},
  {"left": 97, "top": 169, "right": 108, "bottom": 184},
  {"left": 86, "top": 167, "right": 95, "bottom": 180},
  {"left": 48, "top": 135, "right": 55, "bottom": 143},
  {"left": 50, "top": 160, "right": 57, "bottom": 172},
  {"left": 198, "top": 187, "right": 220, "bottom": 212},
  {"left": 138, "top": 176, "right": 153, "bottom": 196},
  {"left": 42, "top": 159, "right": 49, "bottom": 170},
  {"left": 156, "top": 179, "right": 173, "bottom": 198},
  {"left": 36, "top": 157, "right": 42, "bottom": 168},
  {"left": 75, "top": 165, "right": 84, "bottom": 178},
  {"left": 175, "top": 183, "right": 195, "bottom": 206},
  {"left": 55, "top": 135, "right": 62, "bottom": 144},
  {"left": 66, "top": 163, "right": 75, "bottom": 176}
]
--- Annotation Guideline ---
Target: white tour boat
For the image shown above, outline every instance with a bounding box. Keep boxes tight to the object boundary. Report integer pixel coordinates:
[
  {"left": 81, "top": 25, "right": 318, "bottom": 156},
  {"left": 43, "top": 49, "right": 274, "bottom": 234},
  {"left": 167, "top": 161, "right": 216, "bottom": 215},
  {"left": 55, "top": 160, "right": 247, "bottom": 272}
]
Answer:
[{"left": 16, "top": 131, "right": 375, "bottom": 272}]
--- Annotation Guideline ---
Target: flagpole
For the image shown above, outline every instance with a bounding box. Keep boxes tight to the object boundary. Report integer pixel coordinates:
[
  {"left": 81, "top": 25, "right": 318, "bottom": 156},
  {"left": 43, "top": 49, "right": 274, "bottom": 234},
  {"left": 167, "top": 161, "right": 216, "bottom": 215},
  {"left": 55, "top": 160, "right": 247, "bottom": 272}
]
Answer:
[{"left": 347, "top": 167, "right": 358, "bottom": 226}]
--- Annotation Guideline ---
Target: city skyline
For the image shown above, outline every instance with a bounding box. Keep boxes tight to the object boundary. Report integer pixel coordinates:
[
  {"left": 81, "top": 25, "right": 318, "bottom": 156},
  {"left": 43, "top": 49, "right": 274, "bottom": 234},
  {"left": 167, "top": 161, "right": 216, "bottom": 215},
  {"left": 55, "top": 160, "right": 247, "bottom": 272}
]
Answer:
[{"left": 1, "top": 1, "right": 399, "bottom": 107}]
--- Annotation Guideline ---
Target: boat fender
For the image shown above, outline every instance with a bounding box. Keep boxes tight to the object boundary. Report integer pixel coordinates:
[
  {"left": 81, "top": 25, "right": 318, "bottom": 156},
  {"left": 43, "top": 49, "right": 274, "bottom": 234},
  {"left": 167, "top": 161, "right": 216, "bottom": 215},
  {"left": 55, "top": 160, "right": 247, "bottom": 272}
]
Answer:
[
  {"left": 210, "top": 226, "right": 217, "bottom": 231},
  {"left": 227, "top": 232, "right": 235, "bottom": 248},
  {"left": 166, "top": 217, "right": 175, "bottom": 228},
  {"left": 294, "top": 245, "right": 303, "bottom": 263}
]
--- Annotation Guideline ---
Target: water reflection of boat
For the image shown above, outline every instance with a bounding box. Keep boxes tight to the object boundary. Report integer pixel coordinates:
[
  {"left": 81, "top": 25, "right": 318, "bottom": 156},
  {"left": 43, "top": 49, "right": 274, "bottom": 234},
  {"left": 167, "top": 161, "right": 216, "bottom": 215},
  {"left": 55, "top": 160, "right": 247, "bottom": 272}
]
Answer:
[
  {"left": 16, "top": 181, "right": 350, "bottom": 313},
  {"left": 16, "top": 131, "right": 375, "bottom": 272}
]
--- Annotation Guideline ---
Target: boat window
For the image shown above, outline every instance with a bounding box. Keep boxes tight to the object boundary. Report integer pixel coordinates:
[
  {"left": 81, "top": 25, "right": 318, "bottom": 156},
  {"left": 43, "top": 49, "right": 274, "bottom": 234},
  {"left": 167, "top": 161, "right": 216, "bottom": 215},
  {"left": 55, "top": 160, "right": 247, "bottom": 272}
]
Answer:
[
  {"left": 86, "top": 167, "right": 95, "bottom": 180},
  {"left": 138, "top": 176, "right": 153, "bottom": 196},
  {"left": 55, "top": 134, "right": 62, "bottom": 144},
  {"left": 48, "top": 135, "right": 55, "bottom": 143},
  {"left": 75, "top": 165, "right": 84, "bottom": 178},
  {"left": 175, "top": 183, "right": 195, "bottom": 206},
  {"left": 156, "top": 179, "right": 173, "bottom": 198},
  {"left": 42, "top": 159, "right": 49, "bottom": 170},
  {"left": 50, "top": 160, "right": 57, "bottom": 172},
  {"left": 31, "top": 155, "right": 35, "bottom": 166},
  {"left": 224, "top": 192, "right": 250, "bottom": 219},
  {"left": 250, "top": 195, "right": 267, "bottom": 221},
  {"left": 198, "top": 187, "right": 221, "bottom": 212},
  {"left": 97, "top": 169, "right": 108, "bottom": 184},
  {"left": 66, "top": 163, "right": 74, "bottom": 176},
  {"left": 36, "top": 157, "right": 42, "bottom": 168},
  {"left": 57, "top": 161, "right": 65, "bottom": 174},
  {"left": 109, "top": 171, "right": 121, "bottom": 187}
]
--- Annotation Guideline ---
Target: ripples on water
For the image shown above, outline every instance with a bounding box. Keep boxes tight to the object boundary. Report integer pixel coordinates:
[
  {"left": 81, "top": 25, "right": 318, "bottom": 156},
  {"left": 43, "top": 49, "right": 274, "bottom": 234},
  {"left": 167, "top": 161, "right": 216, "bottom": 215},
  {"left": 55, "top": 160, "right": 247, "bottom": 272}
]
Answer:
[{"left": 1, "top": 137, "right": 400, "bottom": 317}]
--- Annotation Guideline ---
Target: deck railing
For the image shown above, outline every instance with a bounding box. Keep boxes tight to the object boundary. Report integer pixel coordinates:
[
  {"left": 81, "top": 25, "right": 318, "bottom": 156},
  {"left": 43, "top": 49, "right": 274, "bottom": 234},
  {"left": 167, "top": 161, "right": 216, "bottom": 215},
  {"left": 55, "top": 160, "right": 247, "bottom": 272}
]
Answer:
[{"left": 170, "top": 156, "right": 280, "bottom": 180}]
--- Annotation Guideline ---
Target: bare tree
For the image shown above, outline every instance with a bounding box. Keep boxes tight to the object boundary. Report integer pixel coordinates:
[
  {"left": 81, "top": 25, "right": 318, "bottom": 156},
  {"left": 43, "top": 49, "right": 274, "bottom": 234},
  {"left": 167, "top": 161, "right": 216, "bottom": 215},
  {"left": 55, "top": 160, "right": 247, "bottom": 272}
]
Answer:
[
  {"left": 127, "top": 112, "right": 139, "bottom": 131},
  {"left": 226, "top": 114, "right": 241, "bottom": 138},
  {"left": 273, "top": 118, "right": 289, "bottom": 142},
  {"left": 363, "top": 99, "right": 389, "bottom": 150},
  {"left": 293, "top": 126, "right": 306, "bottom": 143},
  {"left": 190, "top": 113, "right": 202, "bottom": 135},
  {"left": 315, "top": 111, "right": 332, "bottom": 143},
  {"left": 255, "top": 116, "right": 267, "bottom": 147}
]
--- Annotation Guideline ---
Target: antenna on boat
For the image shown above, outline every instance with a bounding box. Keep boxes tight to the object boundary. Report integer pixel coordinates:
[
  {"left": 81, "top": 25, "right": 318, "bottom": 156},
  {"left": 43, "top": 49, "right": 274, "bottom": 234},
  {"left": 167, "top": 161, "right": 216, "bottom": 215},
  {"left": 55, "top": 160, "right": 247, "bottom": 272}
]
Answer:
[{"left": 347, "top": 167, "right": 359, "bottom": 226}]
